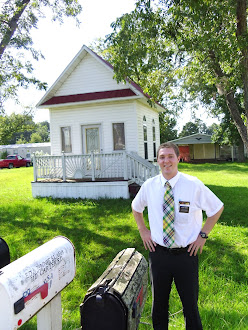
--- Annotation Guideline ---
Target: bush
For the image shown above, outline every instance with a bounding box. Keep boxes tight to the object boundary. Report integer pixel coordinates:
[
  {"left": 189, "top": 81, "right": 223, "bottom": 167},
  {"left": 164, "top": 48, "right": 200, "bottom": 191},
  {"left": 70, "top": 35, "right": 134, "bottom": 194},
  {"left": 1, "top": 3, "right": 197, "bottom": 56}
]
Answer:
[{"left": 0, "top": 150, "right": 8, "bottom": 159}]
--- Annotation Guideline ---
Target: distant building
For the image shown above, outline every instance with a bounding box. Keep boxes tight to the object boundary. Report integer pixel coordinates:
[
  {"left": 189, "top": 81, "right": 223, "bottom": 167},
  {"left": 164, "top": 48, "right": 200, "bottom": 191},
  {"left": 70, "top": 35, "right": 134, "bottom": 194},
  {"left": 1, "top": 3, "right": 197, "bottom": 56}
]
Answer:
[
  {"left": 169, "top": 133, "right": 239, "bottom": 162},
  {"left": 0, "top": 142, "right": 51, "bottom": 159}
]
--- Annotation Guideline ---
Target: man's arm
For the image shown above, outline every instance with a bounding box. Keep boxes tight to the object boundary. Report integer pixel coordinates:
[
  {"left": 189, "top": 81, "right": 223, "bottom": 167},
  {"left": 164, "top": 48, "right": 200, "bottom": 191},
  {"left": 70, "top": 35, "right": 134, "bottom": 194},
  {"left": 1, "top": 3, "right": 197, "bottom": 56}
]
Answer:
[
  {"left": 132, "top": 208, "right": 156, "bottom": 252},
  {"left": 188, "top": 205, "right": 224, "bottom": 256}
]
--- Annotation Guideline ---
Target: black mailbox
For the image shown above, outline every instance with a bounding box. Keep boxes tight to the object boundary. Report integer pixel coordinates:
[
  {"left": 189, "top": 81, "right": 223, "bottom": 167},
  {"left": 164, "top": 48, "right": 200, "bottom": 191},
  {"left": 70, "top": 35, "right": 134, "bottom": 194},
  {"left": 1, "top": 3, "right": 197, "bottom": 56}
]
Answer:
[
  {"left": 0, "top": 238, "right": 10, "bottom": 269},
  {"left": 80, "top": 248, "right": 148, "bottom": 330}
]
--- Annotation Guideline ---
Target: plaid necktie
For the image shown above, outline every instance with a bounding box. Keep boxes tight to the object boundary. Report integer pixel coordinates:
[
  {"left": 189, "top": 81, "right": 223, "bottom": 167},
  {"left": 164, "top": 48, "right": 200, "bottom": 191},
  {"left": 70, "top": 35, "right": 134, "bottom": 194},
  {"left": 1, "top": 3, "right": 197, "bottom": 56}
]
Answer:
[{"left": 163, "top": 181, "right": 175, "bottom": 247}]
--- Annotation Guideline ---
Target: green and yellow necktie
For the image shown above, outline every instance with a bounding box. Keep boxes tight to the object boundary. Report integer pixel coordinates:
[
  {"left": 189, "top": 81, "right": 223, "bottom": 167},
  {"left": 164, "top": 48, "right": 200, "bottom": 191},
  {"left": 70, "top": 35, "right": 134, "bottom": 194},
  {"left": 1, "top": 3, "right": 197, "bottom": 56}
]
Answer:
[{"left": 163, "top": 181, "right": 175, "bottom": 247}]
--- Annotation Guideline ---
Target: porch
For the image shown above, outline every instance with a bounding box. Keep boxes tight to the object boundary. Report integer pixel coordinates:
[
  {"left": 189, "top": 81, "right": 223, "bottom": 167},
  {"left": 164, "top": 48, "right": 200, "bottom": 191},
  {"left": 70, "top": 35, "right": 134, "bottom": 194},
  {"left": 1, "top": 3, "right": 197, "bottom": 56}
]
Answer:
[{"left": 31, "top": 152, "right": 159, "bottom": 199}]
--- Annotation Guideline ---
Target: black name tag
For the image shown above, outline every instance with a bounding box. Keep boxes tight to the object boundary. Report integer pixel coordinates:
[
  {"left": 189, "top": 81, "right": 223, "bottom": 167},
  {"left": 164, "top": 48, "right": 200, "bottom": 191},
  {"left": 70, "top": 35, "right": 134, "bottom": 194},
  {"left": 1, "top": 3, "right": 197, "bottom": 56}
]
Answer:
[
  {"left": 179, "top": 201, "right": 190, "bottom": 213},
  {"left": 179, "top": 205, "right": 189, "bottom": 213}
]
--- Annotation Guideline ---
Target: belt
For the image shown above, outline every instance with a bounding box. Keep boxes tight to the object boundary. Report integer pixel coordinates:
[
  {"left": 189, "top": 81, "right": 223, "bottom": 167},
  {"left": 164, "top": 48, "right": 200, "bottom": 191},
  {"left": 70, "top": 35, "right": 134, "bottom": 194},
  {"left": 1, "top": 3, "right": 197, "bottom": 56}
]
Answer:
[{"left": 156, "top": 244, "right": 189, "bottom": 255}]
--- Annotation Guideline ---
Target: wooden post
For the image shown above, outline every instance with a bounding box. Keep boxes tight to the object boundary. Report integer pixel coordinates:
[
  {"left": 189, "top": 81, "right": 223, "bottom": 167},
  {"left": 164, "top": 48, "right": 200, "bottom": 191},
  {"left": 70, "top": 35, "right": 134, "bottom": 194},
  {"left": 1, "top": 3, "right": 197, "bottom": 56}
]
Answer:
[
  {"left": 123, "top": 152, "right": 128, "bottom": 180},
  {"left": 91, "top": 152, "right": 95, "bottom": 181},
  {"left": 37, "top": 293, "right": 62, "bottom": 330},
  {"left": 33, "top": 154, "right": 37, "bottom": 182},
  {"left": 62, "top": 152, "right": 66, "bottom": 182}
]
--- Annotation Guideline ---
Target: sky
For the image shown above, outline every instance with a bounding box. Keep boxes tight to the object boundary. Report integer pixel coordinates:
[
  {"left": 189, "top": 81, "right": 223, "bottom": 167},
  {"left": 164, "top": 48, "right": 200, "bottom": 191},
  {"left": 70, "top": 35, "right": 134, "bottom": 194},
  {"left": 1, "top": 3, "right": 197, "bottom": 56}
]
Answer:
[{"left": 4, "top": 0, "right": 219, "bottom": 132}]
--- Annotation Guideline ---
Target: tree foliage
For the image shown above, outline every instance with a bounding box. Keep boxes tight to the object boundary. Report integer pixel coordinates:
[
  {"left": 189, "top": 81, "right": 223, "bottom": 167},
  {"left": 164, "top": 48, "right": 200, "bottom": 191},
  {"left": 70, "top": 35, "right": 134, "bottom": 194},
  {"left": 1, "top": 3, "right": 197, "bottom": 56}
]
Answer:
[
  {"left": 179, "top": 119, "right": 211, "bottom": 137},
  {"left": 159, "top": 113, "right": 178, "bottom": 142},
  {"left": 0, "top": 0, "right": 82, "bottom": 111},
  {"left": 0, "top": 112, "right": 35, "bottom": 144},
  {"left": 106, "top": 0, "right": 248, "bottom": 153},
  {"left": 0, "top": 112, "right": 50, "bottom": 144}
]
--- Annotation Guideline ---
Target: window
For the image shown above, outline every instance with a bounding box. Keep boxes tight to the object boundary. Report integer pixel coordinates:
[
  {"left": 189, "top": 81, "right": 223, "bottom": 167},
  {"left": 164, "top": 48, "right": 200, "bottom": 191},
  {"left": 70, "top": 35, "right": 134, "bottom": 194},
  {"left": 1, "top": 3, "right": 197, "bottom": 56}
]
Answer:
[
  {"left": 143, "top": 116, "right": 148, "bottom": 159},
  {"left": 152, "top": 119, "right": 156, "bottom": 160},
  {"left": 113, "top": 123, "right": 126, "bottom": 150},
  {"left": 61, "top": 126, "right": 72, "bottom": 153}
]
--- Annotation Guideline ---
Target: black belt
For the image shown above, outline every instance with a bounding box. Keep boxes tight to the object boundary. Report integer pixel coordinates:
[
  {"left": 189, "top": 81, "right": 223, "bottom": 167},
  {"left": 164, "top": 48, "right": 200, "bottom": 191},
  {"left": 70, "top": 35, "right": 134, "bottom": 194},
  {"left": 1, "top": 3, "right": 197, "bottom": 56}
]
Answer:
[{"left": 156, "top": 244, "right": 189, "bottom": 255}]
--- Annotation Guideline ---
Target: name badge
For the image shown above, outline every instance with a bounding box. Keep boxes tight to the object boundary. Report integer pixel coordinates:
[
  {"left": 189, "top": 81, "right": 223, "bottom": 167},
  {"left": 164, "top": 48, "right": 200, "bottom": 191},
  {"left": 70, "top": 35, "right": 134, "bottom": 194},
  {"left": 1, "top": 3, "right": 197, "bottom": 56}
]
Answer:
[{"left": 179, "top": 201, "right": 190, "bottom": 213}]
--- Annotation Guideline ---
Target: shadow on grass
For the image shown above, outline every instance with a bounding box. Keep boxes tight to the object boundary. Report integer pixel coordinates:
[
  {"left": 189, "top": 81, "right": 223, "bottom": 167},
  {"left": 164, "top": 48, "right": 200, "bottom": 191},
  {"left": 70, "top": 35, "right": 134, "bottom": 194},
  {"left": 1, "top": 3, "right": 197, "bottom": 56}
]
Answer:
[{"left": 0, "top": 198, "right": 146, "bottom": 261}]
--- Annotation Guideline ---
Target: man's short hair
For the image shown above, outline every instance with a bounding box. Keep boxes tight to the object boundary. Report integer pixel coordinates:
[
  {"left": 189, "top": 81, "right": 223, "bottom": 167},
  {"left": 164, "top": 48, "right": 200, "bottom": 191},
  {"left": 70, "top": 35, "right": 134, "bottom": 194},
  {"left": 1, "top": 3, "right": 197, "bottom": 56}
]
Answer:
[{"left": 157, "top": 142, "right": 180, "bottom": 158}]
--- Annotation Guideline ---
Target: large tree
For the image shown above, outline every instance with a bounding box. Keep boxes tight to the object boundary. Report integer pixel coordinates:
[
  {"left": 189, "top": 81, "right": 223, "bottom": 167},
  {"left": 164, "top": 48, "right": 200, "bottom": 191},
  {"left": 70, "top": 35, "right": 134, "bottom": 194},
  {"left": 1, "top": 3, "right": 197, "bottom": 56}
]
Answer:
[
  {"left": 0, "top": 0, "right": 82, "bottom": 112},
  {"left": 0, "top": 112, "right": 35, "bottom": 144},
  {"left": 106, "top": 0, "right": 248, "bottom": 153}
]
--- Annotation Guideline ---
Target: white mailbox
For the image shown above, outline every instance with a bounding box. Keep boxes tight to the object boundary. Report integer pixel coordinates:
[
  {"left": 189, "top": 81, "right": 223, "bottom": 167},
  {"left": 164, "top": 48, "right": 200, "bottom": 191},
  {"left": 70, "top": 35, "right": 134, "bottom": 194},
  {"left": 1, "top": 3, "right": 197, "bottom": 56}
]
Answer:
[{"left": 0, "top": 236, "right": 76, "bottom": 330}]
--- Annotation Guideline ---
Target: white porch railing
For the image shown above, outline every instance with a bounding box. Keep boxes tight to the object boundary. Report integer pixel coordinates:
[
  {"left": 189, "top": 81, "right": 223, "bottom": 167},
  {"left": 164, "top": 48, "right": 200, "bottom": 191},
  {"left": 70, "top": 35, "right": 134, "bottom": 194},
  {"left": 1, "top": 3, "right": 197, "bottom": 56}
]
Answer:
[{"left": 33, "top": 152, "right": 159, "bottom": 186}]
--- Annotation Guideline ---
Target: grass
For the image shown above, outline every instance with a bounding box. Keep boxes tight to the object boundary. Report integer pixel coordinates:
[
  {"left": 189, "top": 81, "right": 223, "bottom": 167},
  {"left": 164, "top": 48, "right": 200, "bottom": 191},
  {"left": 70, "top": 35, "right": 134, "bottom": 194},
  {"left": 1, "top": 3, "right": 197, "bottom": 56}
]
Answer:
[{"left": 0, "top": 163, "right": 248, "bottom": 329}]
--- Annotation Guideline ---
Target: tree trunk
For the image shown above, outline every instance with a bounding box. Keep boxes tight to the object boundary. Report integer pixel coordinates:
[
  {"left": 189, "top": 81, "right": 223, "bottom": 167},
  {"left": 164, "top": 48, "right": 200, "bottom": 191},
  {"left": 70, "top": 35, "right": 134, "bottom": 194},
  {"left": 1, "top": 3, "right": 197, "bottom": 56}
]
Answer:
[
  {"left": 225, "top": 91, "right": 248, "bottom": 154},
  {"left": 236, "top": 0, "right": 248, "bottom": 156},
  {"left": 209, "top": 50, "right": 248, "bottom": 155},
  {"left": 237, "top": 136, "right": 245, "bottom": 162},
  {"left": 236, "top": 0, "right": 248, "bottom": 117},
  {"left": 0, "top": 0, "right": 30, "bottom": 59}
]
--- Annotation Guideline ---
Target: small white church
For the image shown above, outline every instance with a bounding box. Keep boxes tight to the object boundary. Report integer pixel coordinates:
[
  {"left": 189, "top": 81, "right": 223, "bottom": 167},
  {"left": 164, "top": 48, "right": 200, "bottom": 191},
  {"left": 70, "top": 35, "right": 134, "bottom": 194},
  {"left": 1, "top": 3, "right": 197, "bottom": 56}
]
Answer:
[{"left": 32, "top": 45, "right": 164, "bottom": 199}]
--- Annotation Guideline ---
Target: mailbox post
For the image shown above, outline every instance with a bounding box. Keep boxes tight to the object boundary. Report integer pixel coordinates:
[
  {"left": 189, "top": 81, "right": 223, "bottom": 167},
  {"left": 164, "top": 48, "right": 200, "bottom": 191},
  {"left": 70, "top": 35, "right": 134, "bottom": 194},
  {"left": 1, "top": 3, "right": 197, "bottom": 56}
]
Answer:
[{"left": 0, "top": 236, "right": 76, "bottom": 330}]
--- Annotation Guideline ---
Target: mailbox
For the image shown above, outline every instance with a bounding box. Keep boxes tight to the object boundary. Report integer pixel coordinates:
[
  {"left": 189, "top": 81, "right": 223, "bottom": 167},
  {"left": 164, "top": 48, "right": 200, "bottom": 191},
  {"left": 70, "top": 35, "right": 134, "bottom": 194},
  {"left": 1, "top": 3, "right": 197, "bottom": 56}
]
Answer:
[
  {"left": 80, "top": 248, "right": 148, "bottom": 330},
  {"left": 0, "top": 237, "right": 10, "bottom": 269},
  {"left": 0, "top": 236, "right": 75, "bottom": 330}
]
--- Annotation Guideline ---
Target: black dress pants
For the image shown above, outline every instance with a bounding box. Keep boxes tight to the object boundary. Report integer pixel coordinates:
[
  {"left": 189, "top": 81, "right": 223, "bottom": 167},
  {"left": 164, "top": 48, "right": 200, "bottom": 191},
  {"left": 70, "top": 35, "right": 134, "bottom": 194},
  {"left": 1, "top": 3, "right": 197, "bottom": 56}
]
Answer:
[{"left": 149, "top": 245, "right": 203, "bottom": 330}]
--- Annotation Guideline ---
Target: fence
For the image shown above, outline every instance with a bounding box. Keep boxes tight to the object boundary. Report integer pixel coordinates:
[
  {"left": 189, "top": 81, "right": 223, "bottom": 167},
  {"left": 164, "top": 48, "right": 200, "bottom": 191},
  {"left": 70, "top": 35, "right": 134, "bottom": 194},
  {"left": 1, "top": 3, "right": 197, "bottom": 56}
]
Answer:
[{"left": 33, "top": 152, "right": 159, "bottom": 186}]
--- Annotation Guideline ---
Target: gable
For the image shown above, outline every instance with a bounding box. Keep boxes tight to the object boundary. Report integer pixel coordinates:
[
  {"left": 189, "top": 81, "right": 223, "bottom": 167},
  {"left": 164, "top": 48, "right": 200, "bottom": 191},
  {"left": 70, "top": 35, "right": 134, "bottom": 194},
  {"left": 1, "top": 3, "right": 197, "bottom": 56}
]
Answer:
[
  {"left": 54, "top": 53, "right": 127, "bottom": 97},
  {"left": 37, "top": 45, "right": 165, "bottom": 112}
]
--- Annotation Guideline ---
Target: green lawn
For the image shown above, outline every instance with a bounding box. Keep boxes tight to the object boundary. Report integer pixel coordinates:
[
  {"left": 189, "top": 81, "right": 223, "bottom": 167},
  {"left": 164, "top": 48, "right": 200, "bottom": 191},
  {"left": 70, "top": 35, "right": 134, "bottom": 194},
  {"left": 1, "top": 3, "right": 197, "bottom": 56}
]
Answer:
[{"left": 0, "top": 163, "right": 247, "bottom": 329}]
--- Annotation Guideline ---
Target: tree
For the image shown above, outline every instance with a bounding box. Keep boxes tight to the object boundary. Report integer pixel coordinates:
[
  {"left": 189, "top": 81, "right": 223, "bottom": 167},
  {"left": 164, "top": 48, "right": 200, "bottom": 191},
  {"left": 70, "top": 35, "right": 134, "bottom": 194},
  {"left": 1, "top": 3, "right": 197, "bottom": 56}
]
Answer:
[
  {"left": 0, "top": 113, "right": 50, "bottom": 144},
  {"left": 0, "top": 0, "right": 82, "bottom": 112},
  {"left": 16, "top": 134, "right": 27, "bottom": 144},
  {"left": 179, "top": 122, "right": 199, "bottom": 138},
  {"left": 106, "top": 0, "right": 248, "bottom": 153},
  {"left": 179, "top": 119, "right": 214, "bottom": 138},
  {"left": 34, "top": 121, "right": 50, "bottom": 142},
  {"left": 30, "top": 132, "right": 43, "bottom": 143},
  {"left": 206, "top": 123, "right": 219, "bottom": 136},
  {"left": 159, "top": 113, "right": 177, "bottom": 142},
  {"left": 211, "top": 116, "right": 245, "bottom": 161},
  {"left": 0, "top": 112, "right": 35, "bottom": 144}
]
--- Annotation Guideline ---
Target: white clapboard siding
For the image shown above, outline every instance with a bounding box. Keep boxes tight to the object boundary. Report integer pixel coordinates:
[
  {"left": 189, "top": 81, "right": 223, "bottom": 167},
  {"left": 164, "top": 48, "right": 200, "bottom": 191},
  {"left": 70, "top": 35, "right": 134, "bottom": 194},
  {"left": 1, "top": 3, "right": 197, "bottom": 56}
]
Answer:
[
  {"left": 136, "top": 102, "right": 160, "bottom": 161},
  {"left": 55, "top": 53, "right": 127, "bottom": 97},
  {"left": 50, "top": 100, "right": 139, "bottom": 156}
]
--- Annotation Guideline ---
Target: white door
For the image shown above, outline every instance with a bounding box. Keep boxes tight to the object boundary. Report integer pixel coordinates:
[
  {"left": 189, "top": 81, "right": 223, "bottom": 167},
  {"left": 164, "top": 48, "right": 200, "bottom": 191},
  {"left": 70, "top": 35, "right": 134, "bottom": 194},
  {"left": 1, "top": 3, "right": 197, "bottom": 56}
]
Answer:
[
  {"left": 82, "top": 125, "right": 102, "bottom": 176},
  {"left": 82, "top": 125, "right": 102, "bottom": 154}
]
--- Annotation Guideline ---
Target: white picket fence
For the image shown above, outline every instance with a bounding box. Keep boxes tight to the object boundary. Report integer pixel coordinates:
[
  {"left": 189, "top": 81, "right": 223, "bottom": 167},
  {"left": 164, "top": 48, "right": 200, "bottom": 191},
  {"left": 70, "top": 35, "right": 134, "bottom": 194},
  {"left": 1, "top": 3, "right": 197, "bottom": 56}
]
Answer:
[{"left": 33, "top": 151, "right": 159, "bottom": 186}]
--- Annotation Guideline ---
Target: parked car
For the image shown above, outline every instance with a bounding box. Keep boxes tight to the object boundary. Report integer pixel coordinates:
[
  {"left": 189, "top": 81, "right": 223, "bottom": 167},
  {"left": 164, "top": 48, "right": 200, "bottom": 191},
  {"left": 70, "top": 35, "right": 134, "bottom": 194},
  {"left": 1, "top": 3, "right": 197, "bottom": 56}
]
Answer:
[{"left": 0, "top": 155, "right": 32, "bottom": 169}]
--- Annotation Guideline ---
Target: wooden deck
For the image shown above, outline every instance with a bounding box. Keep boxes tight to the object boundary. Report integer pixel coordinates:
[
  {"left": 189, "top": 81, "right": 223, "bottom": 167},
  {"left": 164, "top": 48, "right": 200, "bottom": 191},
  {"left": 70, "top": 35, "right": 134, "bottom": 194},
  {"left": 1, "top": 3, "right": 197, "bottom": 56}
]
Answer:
[{"left": 32, "top": 152, "right": 158, "bottom": 199}]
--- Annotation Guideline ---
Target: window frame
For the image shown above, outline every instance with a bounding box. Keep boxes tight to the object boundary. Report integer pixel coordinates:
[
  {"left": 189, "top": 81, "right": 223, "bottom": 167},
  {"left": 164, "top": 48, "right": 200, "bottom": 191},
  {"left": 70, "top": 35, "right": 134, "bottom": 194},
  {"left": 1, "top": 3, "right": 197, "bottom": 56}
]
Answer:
[
  {"left": 152, "top": 119, "right": 156, "bottom": 161},
  {"left": 61, "top": 126, "right": 72, "bottom": 153},
  {"left": 112, "top": 122, "right": 126, "bottom": 151},
  {"left": 143, "top": 116, "right": 148, "bottom": 159}
]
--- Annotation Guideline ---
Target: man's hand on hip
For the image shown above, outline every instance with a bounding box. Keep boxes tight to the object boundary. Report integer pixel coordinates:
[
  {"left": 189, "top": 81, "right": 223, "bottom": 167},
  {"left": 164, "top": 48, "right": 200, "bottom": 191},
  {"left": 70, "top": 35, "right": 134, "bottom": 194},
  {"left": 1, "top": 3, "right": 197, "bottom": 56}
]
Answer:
[
  {"left": 139, "top": 227, "right": 157, "bottom": 252},
  {"left": 188, "top": 236, "right": 206, "bottom": 256}
]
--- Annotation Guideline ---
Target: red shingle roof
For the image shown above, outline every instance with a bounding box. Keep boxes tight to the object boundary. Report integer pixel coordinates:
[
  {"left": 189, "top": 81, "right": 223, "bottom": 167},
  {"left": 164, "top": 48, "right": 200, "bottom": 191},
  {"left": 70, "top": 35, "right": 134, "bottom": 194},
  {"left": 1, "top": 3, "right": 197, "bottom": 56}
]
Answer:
[{"left": 41, "top": 89, "right": 136, "bottom": 106}]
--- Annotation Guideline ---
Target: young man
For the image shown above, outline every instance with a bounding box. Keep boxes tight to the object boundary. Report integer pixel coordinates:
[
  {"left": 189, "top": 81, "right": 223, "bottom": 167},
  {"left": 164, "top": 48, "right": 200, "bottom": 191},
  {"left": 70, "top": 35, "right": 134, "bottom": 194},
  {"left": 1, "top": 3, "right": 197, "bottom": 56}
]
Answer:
[{"left": 132, "top": 142, "right": 224, "bottom": 330}]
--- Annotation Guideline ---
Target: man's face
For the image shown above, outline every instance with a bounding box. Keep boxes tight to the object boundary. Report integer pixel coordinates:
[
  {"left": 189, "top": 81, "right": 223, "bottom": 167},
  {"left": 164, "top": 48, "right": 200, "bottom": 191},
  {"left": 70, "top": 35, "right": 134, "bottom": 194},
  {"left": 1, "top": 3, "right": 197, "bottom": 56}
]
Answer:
[{"left": 157, "top": 147, "right": 180, "bottom": 180}]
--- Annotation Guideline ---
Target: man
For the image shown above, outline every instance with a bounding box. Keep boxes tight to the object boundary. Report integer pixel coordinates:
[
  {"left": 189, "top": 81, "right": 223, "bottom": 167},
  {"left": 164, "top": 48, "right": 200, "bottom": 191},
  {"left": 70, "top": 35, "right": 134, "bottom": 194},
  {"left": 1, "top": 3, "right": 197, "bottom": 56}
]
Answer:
[{"left": 132, "top": 142, "right": 224, "bottom": 330}]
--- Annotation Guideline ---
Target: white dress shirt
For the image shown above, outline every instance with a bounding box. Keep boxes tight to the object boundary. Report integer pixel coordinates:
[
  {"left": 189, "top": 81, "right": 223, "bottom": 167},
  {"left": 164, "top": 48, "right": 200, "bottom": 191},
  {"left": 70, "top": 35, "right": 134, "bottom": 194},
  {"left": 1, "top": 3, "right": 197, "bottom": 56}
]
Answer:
[{"left": 132, "top": 171, "right": 224, "bottom": 248}]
